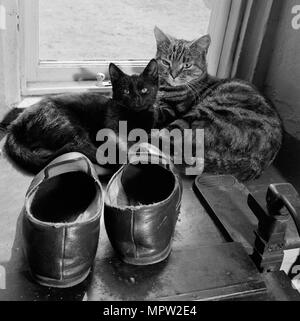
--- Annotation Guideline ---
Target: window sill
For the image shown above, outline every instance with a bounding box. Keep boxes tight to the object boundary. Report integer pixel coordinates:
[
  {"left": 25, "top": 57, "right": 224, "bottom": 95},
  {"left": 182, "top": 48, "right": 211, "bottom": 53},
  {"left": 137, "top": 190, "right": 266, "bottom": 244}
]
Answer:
[{"left": 23, "top": 80, "right": 112, "bottom": 96}]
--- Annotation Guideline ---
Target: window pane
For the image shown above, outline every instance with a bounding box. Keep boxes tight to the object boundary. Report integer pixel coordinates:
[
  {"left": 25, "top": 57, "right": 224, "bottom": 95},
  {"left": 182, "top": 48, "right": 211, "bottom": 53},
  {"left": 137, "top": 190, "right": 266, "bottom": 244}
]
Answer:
[{"left": 39, "top": 0, "right": 212, "bottom": 61}]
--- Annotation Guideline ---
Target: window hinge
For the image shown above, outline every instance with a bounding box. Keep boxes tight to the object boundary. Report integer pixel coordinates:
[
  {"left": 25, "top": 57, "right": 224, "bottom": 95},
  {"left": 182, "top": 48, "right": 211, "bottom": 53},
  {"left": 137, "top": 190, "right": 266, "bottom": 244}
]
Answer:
[{"left": 16, "top": 13, "right": 20, "bottom": 32}]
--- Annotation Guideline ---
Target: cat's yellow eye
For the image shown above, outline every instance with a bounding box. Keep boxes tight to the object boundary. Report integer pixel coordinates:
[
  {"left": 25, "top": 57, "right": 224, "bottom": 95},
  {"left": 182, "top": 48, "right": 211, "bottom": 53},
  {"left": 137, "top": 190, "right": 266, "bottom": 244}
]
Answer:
[
  {"left": 123, "top": 89, "right": 130, "bottom": 95},
  {"left": 161, "top": 59, "right": 170, "bottom": 67},
  {"left": 141, "top": 88, "right": 148, "bottom": 94}
]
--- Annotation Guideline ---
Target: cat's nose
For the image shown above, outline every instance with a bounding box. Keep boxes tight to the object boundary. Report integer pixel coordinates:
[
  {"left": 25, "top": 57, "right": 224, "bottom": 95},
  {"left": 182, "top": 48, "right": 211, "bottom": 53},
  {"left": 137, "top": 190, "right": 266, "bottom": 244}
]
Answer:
[
  {"left": 134, "top": 96, "right": 142, "bottom": 106},
  {"left": 170, "top": 70, "right": 177, "bottom": 79}
]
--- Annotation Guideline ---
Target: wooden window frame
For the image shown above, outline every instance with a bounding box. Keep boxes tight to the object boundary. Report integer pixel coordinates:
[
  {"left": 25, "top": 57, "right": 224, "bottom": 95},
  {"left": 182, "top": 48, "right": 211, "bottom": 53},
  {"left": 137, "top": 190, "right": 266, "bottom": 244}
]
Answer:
[{"left": 19, "top": 0, "right": 244, "bottom": 96}]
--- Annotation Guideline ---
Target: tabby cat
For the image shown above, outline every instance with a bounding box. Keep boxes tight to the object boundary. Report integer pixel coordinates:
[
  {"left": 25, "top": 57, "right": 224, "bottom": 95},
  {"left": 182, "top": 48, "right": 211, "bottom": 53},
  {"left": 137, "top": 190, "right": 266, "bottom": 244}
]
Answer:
[
  {"left": 153, "top": 26, "right": 283, "bottom": 181},
  {"left": 1, "top": 59, "right": 159, "bottom": 174}
]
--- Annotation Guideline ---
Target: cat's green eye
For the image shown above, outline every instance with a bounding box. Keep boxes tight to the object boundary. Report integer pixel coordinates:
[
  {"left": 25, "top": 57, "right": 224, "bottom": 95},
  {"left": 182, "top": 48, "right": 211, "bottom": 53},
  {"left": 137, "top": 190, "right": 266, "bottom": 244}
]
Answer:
[
  {"left": 161, "top": 59, "right": 170, "bottom": 67},
  {"left": 141, "top": 88, "right": 148, "bottom": 94},
  {"left": 123, "top": 89, "right": 130, "bottom": 95}
]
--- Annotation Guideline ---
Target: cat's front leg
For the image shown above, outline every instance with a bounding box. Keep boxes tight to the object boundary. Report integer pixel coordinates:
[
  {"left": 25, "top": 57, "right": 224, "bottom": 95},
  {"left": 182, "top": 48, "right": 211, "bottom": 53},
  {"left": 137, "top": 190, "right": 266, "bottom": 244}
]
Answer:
[
  {"left": 166, "top": 118, "right": 190, "bottom": 131},
  {"left": 181, "top": 108, "right": 202, "bottom": 124},
  {"left": 175, "top": 101, "right": 194, "bottom": 115},
  {"left": 153, "top": 101, "right": 177, "bottom": 128},
  {"left": 159, "top": 85, "right": 196, "bottom": 115}
]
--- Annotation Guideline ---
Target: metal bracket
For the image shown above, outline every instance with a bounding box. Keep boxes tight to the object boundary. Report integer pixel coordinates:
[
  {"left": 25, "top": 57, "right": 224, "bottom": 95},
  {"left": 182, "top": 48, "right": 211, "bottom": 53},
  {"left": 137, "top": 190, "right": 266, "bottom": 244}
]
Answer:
[{"left": 251, "top": 183, "right": 300, "bottom": 272}]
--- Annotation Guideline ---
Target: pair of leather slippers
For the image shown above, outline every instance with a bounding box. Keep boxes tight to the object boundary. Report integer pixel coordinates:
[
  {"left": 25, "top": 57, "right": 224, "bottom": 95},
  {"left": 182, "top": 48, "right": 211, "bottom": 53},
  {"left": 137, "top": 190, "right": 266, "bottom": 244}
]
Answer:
[{"left": 23, "top": 144, "right": 182, "bottom": 288}]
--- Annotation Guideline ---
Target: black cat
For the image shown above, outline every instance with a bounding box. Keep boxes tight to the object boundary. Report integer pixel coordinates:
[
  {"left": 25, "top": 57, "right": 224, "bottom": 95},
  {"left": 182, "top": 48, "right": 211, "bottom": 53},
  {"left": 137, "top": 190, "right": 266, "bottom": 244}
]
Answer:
[{"left": 1, "top": 59, "right": 159, "bottom": 174}]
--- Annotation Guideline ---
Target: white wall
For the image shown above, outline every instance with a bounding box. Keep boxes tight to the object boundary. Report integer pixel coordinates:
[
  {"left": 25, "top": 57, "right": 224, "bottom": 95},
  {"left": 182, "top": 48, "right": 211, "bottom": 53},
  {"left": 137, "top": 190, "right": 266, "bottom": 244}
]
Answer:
[{"left": 0, "top": 0, "right": 20, "bottom": 119}]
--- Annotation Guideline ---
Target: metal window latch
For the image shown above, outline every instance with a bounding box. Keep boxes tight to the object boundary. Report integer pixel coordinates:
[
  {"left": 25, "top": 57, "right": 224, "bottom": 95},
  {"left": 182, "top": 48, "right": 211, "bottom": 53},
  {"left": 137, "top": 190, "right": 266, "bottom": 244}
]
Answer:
[
  {"left": 96, "top": 72, "right": 105, "bottom": 87},
  {"left": 95, "top": 72, "right": 111, "bottom": 88}
]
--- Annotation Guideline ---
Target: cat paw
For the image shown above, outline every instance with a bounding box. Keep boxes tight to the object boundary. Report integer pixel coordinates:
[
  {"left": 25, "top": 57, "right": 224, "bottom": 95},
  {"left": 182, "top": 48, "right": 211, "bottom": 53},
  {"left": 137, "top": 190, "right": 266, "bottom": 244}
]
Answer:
[
  {"left": 164, "top": 108, "right": 176, "bottom": 120},
  {"left": 175, "top": 102, "right": 192, "bottom": 114},
  {"left": 154, "top": 104, "right": 176, "bottom": 127},
  {"left": 182, "top": 111, "right": 200, "bottom": 123},
  {"left": 167, "top": 119, "right": 190, "bottom": 130}
]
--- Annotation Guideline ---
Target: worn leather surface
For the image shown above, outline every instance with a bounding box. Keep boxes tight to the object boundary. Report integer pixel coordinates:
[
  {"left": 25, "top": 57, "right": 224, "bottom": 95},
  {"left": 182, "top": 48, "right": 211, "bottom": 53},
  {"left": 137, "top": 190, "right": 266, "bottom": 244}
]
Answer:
[
  {"left": 22, "top": 153, "right": 103, "bottom": 286},
  {"left": 105, "top": 160, "right": 182, "bottom": 265},
  {"left": 22, "top": 215, "right": 100, "bottom": 281}
]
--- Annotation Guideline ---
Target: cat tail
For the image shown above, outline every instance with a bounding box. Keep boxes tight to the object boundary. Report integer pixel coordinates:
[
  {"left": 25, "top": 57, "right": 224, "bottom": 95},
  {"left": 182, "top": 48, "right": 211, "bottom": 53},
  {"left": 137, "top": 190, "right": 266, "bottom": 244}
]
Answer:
[
  {"left": 4, "top": 130, "right": 114, "bottom": 176},
  {"left": 0, "top": 108, "right": 25, "bottom": 138},
  {"left": 0, "top": 108, "right": 25, "bottom": 130},
  {"left": 4, "top": 132, "right": 63, "bottom": 174}
]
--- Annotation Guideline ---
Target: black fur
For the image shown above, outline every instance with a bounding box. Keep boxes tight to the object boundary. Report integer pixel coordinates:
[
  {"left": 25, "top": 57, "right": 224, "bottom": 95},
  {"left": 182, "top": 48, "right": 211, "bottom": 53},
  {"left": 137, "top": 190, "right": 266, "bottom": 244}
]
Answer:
[{"left": 1, "top": 59, "right": 159, "bottom": 174}]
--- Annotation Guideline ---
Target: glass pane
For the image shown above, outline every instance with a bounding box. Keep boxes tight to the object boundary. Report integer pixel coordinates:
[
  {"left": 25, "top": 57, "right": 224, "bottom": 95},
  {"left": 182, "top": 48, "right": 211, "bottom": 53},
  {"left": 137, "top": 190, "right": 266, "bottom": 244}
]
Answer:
[{"left": 39, "top": 0, "right": 212, "bottom": 61}]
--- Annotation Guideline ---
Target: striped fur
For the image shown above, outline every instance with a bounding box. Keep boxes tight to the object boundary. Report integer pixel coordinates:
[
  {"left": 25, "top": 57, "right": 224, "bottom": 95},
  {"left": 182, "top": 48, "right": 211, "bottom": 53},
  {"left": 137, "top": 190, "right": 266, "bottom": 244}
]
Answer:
[{"left": 154, "top": 27, "right": 282, "bottom": 181}]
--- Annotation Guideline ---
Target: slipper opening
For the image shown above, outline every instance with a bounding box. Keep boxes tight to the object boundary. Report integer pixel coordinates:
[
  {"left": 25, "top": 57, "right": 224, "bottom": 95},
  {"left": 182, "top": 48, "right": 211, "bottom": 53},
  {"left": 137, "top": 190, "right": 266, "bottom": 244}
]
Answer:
[
  {"left": 107, "top": 164, "right": 175, "bottom": 208},
  {"left": 29, "top": 171, "right": 100, "bottom": 223}
]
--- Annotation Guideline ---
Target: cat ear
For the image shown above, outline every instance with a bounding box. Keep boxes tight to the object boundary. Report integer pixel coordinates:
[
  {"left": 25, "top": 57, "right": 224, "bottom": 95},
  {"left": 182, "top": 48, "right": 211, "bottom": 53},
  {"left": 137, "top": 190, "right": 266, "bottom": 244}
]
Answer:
[
  {"left": 109, "top": 63, "right": 124, "bottom": 83},
  {"left": 190, "top": 34, "right": 211, "bottom": 52},
  {"left": 154, "top": 26, "right": 171, "bottom": 46},
  {"left": 143, "top": 59, "right": 158, "bottom": 81}
]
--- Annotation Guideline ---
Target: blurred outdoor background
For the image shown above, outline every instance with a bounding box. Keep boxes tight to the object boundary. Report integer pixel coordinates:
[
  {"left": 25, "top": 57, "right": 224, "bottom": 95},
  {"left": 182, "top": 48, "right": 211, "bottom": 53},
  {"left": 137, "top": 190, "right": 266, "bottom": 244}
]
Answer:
[{"left": 39, "top": 0, "right": 212, "bottom": 61}]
